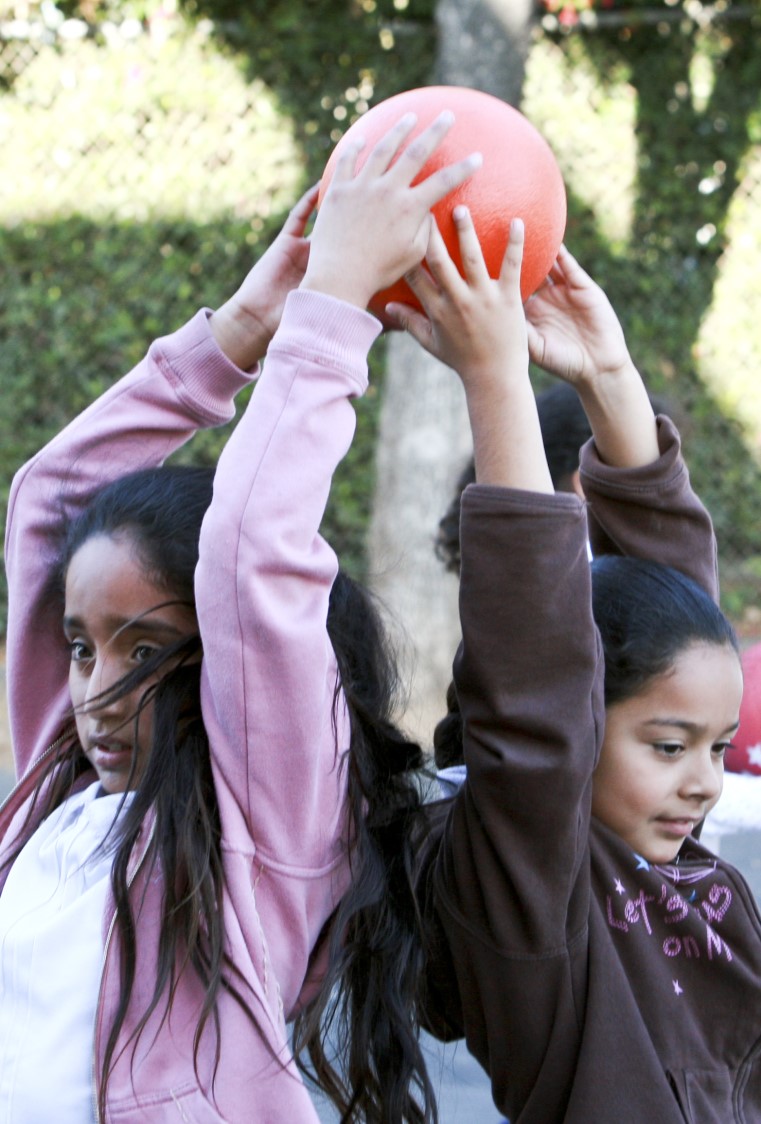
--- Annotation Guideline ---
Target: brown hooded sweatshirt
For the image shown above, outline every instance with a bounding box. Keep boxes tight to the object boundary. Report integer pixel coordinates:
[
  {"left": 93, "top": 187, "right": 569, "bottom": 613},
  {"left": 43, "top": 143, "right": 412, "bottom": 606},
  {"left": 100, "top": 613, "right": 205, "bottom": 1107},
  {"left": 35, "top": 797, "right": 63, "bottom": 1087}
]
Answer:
[{"left": 419, "top": 417, "right": 761, "bottom": 1123}]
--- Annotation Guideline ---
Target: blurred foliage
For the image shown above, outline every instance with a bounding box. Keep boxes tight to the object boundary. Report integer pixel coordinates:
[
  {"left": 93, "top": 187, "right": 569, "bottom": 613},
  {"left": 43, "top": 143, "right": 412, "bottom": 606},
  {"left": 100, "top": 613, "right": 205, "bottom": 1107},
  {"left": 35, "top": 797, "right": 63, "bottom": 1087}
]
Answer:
[
  {"left": 2, "top": 0, "right": 761, "bottom": 635},
  {"left": 0, "top": 18, "right": 301, "bottom": 220},
  {"left": 537, "top": 0, "right": 756, "bottom": 32},
  {"left": 0, "top": 0, "right": 428, "bottom": 634},
  {"left": 176, "top": 0, "right": 437, "bottom": 181},
  {"left": 0, "top": 212, "right": 384, "bottom": 632},
  {"left": 525, "top": 7, "right": 761, "bottom": 629},
  {"left": 25, "top": 0, "right": 438, "bottom": 182}
]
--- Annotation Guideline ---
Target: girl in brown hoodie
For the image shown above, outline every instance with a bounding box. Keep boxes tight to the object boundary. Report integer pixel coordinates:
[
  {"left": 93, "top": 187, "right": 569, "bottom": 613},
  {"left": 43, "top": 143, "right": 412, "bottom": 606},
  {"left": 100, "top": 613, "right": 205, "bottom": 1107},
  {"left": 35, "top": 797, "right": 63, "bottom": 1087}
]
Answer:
[{"left": 390, "top": 208, "right": 760, "bottom": 1123}]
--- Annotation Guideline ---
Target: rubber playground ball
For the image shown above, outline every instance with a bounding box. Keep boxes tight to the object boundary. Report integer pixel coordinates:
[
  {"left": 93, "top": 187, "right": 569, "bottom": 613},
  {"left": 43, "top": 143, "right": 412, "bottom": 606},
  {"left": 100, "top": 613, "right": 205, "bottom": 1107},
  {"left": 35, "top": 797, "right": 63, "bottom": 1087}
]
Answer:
[{"left": 319, "top": 85, "right": 567, "bottom": 321}]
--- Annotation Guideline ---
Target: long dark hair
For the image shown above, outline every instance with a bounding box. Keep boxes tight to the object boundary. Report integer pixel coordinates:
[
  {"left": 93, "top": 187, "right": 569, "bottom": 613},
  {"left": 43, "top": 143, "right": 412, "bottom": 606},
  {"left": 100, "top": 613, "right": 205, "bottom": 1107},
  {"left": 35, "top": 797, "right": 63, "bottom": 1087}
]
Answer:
[
  {"left": 591, "top": 555, "right": 739, "bottom": 707},
  {"left": 65, "top": 466, "right": 231, "bottom": 1115},
  {"left": 293, "top": 571, "right": 437, "bottom": 1123},
  {"left": 7, "top": 464, "right": 435, "bottom": 1121}
]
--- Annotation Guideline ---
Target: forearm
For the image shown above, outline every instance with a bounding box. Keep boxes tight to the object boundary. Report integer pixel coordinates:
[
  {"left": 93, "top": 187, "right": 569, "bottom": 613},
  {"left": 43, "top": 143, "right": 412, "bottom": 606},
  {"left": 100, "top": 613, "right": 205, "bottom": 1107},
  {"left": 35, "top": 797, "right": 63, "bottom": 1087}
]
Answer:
[
  {"left": 5, "top": 309, "right": 253, "bottom": 777},
  {"left": 574, "top": 358, "right": 659, "bottom": 470},
  {"left": 466, "top": 371, "right": 553, "bottom": 494},
  {"left": 209, "top": 297, "right": 273, "bottom": 372}
]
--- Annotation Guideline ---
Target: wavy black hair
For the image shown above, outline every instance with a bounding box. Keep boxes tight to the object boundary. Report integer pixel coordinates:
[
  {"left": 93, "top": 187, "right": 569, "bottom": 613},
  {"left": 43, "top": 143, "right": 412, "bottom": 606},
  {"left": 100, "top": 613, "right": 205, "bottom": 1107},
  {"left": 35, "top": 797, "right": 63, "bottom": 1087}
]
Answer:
[
  {"left": 293, "top": 570, "right": 437, "bottom": 1123},
  {"left": 4, "top": 463, "right": 436, "bottom": 1122}
]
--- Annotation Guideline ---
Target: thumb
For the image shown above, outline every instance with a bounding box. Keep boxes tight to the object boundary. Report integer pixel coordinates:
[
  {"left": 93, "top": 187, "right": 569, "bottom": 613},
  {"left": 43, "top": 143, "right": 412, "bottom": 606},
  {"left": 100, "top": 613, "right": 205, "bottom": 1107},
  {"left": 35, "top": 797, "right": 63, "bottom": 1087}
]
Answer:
[{"left": 385, "top": 302, "right": 438, "bottom": 355}]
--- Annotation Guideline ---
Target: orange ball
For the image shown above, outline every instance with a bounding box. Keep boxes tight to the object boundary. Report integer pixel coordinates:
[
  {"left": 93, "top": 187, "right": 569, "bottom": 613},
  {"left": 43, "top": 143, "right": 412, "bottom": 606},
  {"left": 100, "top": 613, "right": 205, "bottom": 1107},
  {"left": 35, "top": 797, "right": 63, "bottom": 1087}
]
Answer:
[{"left": 319, "top": 85, "right": 567, "bottom": 321}]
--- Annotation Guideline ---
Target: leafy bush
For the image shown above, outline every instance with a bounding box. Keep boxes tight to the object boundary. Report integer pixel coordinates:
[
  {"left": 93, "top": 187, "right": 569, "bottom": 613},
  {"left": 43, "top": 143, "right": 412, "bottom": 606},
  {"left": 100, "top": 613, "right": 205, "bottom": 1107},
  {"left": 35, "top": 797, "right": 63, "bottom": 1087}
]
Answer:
[
  {"left": 0, "top": 213, "right": 384, "bottom": 633},
  {"left": 525, "top": 17, "right": 761, "bottom": 627},
  {"left": 3, "top": 0, "right": 761, "bottom": 637}
]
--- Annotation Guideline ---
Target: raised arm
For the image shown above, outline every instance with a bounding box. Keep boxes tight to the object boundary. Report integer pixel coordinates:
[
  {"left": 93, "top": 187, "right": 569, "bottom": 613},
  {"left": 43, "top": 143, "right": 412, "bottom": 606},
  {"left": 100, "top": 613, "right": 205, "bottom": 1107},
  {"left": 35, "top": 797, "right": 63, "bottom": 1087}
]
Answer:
[
  {"left": 525, "top": 245, "right": 717, "bottom": 595},
  {"left": 392, "top": 213, "right": 604, "bottom": 1108},
  {"left": 193, "top": 112, "right": 482, "bottom": 1012},
  {"left": 392, "top": 208, "right": 602, "bottom": 911},
  {"left": 4, "top": 186, "right": 320, "bottom": 780}
]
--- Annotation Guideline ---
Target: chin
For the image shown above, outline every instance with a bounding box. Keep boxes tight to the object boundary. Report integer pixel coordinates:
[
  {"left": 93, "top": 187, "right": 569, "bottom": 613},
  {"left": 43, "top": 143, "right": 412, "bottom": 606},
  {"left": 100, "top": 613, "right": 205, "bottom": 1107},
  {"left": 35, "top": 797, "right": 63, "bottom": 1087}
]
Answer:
[
  {"left": 95, "top": 772, "right": 131, "bottom": 796},
  {"left": 643, "top": 842, "right": 683, "bottom": 866}
]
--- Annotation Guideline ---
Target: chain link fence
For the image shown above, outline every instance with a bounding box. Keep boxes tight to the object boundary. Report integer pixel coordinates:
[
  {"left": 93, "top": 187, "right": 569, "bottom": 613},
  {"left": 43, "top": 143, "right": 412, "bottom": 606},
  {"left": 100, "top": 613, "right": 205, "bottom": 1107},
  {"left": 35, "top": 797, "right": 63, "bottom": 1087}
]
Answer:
[
  {"left": 2, "top": 1, "right": 761, "bottom": 632},
  {"left": 0, "top": 6, "right": 300, "bottom": 222}
]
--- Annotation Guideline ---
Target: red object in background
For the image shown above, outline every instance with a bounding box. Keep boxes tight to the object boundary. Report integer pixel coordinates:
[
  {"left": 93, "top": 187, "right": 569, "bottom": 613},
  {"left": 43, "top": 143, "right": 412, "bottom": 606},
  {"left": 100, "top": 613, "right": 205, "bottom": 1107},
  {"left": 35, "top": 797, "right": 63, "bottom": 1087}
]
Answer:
[
  {"left": 726, "top": 642, "right": 761, "bottom": 775},
  {"left": 318, "top": 85, "right": 567, "bottom": 322}
]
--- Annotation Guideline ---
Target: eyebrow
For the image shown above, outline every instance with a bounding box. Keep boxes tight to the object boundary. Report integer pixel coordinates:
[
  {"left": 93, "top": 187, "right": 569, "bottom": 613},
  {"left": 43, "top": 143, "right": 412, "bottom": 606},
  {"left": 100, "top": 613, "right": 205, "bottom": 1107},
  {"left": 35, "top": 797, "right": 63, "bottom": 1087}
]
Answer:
[
  {"left": 642, "top": 718, "right": 740, "bottom": 735},
  {"left": 62, "top": 615, "right": 190, "bottom": 640}
]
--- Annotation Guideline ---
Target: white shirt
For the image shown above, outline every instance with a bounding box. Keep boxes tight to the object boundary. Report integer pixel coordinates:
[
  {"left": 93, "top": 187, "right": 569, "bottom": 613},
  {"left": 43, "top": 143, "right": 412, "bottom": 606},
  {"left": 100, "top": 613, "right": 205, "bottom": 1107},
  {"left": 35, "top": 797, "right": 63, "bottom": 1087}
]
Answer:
[{"left": 0, "top": 782, "right": 132, "bottom": 1123}]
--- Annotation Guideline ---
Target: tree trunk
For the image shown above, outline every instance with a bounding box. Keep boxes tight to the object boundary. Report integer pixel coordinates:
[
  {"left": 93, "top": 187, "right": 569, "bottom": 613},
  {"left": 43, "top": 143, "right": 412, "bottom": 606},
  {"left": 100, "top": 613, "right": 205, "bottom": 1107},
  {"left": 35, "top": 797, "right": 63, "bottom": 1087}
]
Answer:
[{"left": 368, "top": 0, "right": 535, "bottom": 745}]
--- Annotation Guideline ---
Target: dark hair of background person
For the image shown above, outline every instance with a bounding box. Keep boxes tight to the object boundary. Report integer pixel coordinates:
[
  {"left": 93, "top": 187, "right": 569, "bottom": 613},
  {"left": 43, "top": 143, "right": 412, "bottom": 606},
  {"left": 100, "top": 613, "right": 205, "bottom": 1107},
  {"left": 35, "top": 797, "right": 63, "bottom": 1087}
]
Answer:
[
  {"left": 2, "top": 464, "right": 435, "bottom": 1124},
  {"left": 435, "top": 381, "right": 675, "bottom": 576}
]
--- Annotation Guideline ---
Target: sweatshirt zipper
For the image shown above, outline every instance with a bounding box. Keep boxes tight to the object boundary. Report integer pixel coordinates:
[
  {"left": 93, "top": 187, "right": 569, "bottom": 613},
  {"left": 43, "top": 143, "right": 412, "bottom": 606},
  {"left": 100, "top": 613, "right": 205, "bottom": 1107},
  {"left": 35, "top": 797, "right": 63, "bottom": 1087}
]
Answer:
[
  {"left": 90, "top": 818, "right": 156, "bottom": 1123},
  {"left": 0, "top": 731, "right": 69, "bottom": 821}
]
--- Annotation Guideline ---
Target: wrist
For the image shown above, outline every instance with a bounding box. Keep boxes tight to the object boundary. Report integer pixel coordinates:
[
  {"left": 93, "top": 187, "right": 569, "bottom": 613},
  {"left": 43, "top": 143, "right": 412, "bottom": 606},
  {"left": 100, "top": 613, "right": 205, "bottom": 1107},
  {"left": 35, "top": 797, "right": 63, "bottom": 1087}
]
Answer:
[
  {"left": 573, "top": 350, "right": 635, "bottom": 389},
  {"left": 299, "top": 268, "right": 370, "bottom": 310},
  {"left": 209, "top": 296, "right": 272, "bottom": 370},
  {"left": 576, "top": 361, "right": 660, "bottom": 469},
  {"left": 574, "top": 356, "right": 644, "bottom": 414},
  {"left": 458, "top": 349, "right": 530, "bottom": 395}
]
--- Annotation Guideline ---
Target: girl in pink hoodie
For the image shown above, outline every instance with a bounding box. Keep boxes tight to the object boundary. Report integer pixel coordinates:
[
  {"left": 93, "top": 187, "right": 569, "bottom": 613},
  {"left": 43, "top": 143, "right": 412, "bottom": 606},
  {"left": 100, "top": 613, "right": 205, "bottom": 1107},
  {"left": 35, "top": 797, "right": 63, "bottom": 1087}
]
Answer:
[{"left": 0, "top": 112, "right": 480, "bottom": 1122}]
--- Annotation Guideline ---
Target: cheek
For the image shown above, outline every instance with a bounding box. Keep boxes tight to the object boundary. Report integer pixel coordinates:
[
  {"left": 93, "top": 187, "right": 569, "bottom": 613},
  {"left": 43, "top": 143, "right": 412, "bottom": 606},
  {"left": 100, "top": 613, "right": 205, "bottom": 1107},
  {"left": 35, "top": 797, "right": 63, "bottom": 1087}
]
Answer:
[
  {"left": 593, "top": 741, "right": 626, "bottom": 797},
  {"left": 134, "top": 687, "right": 159, "bottom": 741},
  {"left": 592, "top": 741, "right": 644, "bottom": 824},
  {"left": 68, "top": 666, "right": 85, "bottom": 711}
]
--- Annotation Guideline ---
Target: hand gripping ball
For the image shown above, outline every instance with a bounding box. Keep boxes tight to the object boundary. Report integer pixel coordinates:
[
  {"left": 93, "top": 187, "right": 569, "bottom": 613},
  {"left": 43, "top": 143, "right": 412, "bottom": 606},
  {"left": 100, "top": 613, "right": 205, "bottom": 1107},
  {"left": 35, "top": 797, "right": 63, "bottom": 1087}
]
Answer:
[{"left": 319, "top": 85, "right": 567, "bottom": 321}]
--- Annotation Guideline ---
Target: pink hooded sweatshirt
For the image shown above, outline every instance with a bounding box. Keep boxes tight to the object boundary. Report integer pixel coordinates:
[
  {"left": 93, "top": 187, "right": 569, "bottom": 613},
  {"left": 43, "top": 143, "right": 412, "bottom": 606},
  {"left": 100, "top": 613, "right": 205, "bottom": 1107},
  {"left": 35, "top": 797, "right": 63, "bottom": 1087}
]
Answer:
[{"left": 0, "top": 289, "right": 381, "bottom": 1121}]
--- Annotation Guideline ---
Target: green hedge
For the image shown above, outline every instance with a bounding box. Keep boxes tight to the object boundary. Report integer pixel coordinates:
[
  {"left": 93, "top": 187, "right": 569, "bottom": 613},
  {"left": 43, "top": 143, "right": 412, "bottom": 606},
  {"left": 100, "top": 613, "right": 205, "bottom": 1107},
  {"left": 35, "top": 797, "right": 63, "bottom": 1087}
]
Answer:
[
  {"left": 3, "top": 0, "right": 761, "bottom": 637},
  {"left": 0, "top": 213, "right": 385, "bottom": 633}
]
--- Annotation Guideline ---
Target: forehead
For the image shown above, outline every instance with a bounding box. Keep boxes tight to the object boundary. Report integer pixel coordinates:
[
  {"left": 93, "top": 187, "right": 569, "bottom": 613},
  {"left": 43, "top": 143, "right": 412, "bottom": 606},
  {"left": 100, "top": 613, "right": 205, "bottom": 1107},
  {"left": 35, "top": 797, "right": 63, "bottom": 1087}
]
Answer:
[
  {"left": 628, "top": 642, "right": 743, "bottom": 724},
  {"left": 64, "top": 533, "right": 195, "bottom": 634}
]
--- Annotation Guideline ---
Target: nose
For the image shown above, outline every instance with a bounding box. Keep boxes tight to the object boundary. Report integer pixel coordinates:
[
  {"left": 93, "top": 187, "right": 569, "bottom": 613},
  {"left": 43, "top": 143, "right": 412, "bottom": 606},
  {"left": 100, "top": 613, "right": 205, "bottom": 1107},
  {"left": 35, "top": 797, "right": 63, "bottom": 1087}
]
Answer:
[
  {"left": 681, "top": 747, "right": 723, "bottom": 805},
  {"left": 82, "top": 655, "right": 127, "bottom": 717}
]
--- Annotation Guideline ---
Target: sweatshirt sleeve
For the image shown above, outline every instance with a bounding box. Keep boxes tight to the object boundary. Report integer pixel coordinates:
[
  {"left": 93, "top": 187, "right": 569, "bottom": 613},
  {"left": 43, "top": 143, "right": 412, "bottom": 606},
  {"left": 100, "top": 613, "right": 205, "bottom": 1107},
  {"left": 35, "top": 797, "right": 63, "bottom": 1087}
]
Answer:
[
  {"left": 580, "top": 414, "right": 719, "bottom": 599},
  {"left": 436, "top": 487, "right": 604, "bottom": 953},
  {"left": 4, "top": 309, "right": 255, "bottom": 781},
  {"left": 425, "top": 487, "right": 605, "bottom": 1108},
  {"left": 194, "top": 290, "right": 381, "bottom": 999}
]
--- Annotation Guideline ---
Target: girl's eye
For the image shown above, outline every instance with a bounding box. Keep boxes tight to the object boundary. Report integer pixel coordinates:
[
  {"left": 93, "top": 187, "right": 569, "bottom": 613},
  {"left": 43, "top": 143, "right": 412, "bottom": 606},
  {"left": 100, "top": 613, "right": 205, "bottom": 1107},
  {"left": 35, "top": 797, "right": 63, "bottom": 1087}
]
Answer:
[
  {"left": 68, "top": 640, "right": 91, "bottom": 663},
  {"left": 713, "top": 741, "right": 732, "bottom": 758},
  {"left": 654, "top": 742, "right": 683, "bottom": 758},
  {"left": 133, "top": 645, "right": 157, "bottom": 663}
]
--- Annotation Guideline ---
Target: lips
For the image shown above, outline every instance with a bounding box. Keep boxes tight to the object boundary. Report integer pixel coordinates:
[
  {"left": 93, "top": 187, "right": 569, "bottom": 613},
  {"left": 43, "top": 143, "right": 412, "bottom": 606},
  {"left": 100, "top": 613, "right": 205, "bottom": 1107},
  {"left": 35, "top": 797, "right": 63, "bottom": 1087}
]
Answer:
[
  {"left": 655, "top": 817, "right": 697, "bottom": 837},
  {"left": 88, "top": 737, "right": 131, "bottom": 755},
  {"left": 87, "top": 739, "right": 133, "bottom": 769}
]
